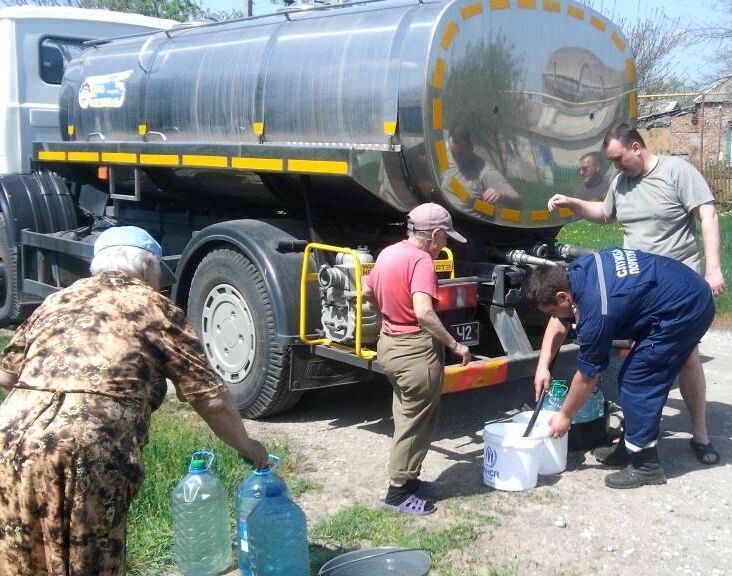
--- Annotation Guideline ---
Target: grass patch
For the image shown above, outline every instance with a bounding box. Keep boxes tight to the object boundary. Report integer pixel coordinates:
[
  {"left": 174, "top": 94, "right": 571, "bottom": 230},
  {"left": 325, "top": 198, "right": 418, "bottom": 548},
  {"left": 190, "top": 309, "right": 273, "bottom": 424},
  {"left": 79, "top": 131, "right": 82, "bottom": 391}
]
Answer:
[
  {"left": 127, "top": 401, "right": 309, "bottom": 575},
  {"left": 557, "top": 214, "right": 732, "bottom": 315},
  {"left": 310, "top": 504, "right": 481, "bottom": 575}
]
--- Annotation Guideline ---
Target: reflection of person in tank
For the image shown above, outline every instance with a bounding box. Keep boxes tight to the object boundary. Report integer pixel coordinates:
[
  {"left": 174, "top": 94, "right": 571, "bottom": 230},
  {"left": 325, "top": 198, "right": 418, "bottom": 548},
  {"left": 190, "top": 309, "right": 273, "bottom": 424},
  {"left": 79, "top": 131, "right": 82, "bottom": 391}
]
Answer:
[
  {"left": 573, "top": 151, "right": 608, "bottom": 201},
  {"left": 443, "top": 126, "right": 522, "bottom": 208}
]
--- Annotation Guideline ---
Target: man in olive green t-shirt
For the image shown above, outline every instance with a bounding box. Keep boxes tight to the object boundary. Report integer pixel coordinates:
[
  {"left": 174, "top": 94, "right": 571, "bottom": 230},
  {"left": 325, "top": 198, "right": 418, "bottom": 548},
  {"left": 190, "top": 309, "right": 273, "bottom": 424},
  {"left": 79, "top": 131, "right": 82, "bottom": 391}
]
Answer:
[{"left": 544, "top": 124, "right": 725, "bottom": 466}]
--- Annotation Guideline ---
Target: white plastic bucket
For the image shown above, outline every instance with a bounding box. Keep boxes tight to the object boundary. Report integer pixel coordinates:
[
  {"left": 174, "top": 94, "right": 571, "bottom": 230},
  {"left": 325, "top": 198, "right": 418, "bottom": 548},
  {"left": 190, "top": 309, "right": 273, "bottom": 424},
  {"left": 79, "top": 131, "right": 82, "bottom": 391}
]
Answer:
[
  {"left": 512, "top": 410, "right": 568, "bottom": 475},
  {"left": 482, "top": 422, "right": 543, "bottom": 491}
]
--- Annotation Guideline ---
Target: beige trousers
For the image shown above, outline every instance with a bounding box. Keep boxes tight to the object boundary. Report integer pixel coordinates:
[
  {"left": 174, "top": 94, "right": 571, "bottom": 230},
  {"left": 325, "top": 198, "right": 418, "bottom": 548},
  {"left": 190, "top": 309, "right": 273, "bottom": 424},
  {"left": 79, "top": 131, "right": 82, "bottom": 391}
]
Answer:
[{"left": 377, "top": 330, "right": 444, "bottom": 485}]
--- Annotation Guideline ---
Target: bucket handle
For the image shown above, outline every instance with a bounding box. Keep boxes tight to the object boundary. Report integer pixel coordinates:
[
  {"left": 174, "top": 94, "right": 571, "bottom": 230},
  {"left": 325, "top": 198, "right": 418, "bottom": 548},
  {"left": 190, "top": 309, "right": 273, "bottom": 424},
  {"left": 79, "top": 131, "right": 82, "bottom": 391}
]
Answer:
[{"left": 318, "top": 548, "right": 431, "bottom": 576}]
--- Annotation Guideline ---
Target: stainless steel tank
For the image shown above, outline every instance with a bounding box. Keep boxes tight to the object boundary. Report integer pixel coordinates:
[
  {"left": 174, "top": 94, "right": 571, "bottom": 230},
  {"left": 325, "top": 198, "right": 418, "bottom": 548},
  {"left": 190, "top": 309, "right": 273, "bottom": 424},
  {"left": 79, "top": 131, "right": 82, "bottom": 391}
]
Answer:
[{"left": 60, "top": 0, "right": 634, "bottom": 228}]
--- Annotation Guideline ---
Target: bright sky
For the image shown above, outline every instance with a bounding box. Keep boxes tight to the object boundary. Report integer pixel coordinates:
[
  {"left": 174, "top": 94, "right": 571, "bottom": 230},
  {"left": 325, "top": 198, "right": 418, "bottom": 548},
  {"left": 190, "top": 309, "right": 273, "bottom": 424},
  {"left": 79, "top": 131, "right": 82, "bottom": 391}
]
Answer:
[{"left": 197, "top": 0, "right": 725, "bottom": 88}]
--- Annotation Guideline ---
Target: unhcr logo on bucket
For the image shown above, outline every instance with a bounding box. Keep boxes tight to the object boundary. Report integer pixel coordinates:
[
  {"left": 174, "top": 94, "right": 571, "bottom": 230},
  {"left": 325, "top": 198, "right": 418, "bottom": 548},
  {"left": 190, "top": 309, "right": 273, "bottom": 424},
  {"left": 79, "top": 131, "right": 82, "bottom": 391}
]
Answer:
[{"left": 484, "top": 445, "right": 498, "bottom": 476}]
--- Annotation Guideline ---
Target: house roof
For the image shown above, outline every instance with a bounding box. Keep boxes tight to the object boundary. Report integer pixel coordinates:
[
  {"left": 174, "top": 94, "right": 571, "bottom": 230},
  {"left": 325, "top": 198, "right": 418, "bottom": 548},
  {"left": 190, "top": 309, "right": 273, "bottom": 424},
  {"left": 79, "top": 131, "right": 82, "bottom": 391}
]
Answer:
[{"left": 694, "top": 76, "right": 732, "bottom": 104}]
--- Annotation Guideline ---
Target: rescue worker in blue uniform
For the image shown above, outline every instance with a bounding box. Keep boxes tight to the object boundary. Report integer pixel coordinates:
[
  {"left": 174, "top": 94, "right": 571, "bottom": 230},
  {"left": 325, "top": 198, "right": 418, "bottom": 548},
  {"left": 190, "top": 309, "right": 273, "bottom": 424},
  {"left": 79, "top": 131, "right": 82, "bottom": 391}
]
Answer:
[{"left": 525, "top": 248, "right": 715, "bottom": 489}]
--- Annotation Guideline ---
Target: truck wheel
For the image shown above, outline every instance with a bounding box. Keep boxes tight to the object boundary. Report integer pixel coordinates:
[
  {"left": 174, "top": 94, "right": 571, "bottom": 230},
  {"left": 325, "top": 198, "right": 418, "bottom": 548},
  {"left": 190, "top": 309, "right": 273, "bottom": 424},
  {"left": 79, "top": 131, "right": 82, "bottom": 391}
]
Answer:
[
  {"left": 0, "top": 214, "right": 21, "bottom": 326},
  {"left": 187, "top": 248, "right": 302, "bottom": 418}
]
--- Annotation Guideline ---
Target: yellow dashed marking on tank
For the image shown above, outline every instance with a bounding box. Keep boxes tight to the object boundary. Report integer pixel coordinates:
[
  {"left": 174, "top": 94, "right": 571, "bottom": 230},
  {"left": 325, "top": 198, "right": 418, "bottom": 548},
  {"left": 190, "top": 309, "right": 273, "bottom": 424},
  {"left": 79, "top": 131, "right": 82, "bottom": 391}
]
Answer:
[
  {"left": 433, "top": 58, "right": 446, "bottom": 89},
  {"left": 531, "top": 210, "right": 550, "bottom": 222},
  {"left": 567, "top": 5, "right": 584, "bottom": 20},
  {"left": 489, "top": 0, "right": 509, "bottom": 10},
  {"left": 590, "top": 15, "right": 606, "bottom": 31},
  {"left": 435, "top": 140, "right": 449, "bottom": 172},
  {"left": 448, "top": 178, "right": 469, "bottom": 202},
  {"left": 232, "top": 157, "right": 284, "bottom": 171},
  {"left": 611, "top": 31, "right": 625, "bottom": 52},
  {"left": 38, "top": 151, "right": 66, "bottom": 162},
  {"left": 102, "top": 153, "right": 137, "bottom": 164},
  {"left": 625, "top": 59, "right": 636, "bottom": 83},
  {"left": 542, "top": 0, "right": 561, "bottom": 13},
  {"left": 138, "top": 124, "right": 148, "bottom": 135},
  {"left": 559, "top": 207, "right": 574, "bottom": 219},
  {"left": 517, "top": 0, "right": 536, "bottom": 8},
  {"left": 473, "top": 199, "right": 496, "bottom": 217},
  {"left": 461, "top": 3, "right": 483, "bottom": 19},
  {"left": 440, "top": 21, "right": 458, "bottom": 49},
  {"left": 139, "top": 154, "right": 180, "bottom": 166},
  {"left": 500, "top": 208, "right": 521, "bottom": 222},
  {"left": 629, "top": 91, "right": 638, "bottom": 119},
  {"left": 253, "top": 122, "right": 264, "bottom": 136},
  {"left": 67, "top": 125, "right": 75, "bottom": 137},
  {"left": 182, "top": 155, "right": 228, "bottom": 168},
  {"left": 288, "top": 159, "right": 348, "bottom": 175},
  {"left": 384, "top": 121, "right": 397, "bottom": 135},
  {"left": 432, "top": 98, "right": 443, "bottom": 130},
  {"left": 68, "top": 151, "right": 100, "bottom": 162}
]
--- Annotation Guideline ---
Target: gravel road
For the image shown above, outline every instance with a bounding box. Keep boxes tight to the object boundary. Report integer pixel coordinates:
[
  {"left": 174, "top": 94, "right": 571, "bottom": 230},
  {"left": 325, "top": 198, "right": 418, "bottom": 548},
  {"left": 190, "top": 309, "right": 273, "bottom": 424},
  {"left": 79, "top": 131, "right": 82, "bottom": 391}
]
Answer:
[{"left": 239, "top": 329, "right": 732, "bottom": 576}]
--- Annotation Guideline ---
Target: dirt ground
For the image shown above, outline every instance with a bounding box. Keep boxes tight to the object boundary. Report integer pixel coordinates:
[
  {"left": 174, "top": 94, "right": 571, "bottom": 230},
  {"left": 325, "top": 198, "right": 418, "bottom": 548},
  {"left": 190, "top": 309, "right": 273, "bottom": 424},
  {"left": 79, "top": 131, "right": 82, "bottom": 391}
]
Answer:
[{"left": 239, "top": 329, "right": 732, "bottom": 576}]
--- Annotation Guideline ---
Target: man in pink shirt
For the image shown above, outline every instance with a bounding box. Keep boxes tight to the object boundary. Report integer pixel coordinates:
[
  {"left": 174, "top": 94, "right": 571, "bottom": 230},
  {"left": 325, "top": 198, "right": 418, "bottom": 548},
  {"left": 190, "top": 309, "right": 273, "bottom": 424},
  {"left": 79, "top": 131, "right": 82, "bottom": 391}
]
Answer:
[{"left": 363, "top": 203, "right": 471, "bottom": 515}]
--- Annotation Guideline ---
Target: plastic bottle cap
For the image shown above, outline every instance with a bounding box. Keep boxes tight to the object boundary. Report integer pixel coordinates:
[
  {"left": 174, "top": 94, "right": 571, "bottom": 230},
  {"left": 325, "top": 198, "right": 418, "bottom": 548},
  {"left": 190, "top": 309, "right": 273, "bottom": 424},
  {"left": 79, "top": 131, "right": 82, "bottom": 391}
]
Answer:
[{"left": 189, "top": 459, "right": 207, "bottom": 473}]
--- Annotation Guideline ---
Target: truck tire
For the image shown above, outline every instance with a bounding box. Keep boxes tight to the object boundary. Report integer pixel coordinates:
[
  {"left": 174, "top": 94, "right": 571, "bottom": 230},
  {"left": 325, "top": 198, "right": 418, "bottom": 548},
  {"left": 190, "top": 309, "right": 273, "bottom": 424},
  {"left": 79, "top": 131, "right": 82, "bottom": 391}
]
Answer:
[
  {"left": 0, "top": 214, "right": 22, "bottom": 326},
  {"left": 187, "top": 248, "right": 302, "bottom": 418}
]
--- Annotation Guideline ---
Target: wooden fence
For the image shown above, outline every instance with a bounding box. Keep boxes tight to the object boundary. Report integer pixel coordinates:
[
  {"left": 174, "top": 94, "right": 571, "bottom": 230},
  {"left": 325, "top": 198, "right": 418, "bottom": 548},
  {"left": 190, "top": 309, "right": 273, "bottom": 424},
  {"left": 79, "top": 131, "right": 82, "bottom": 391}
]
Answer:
[{"left": 702, "top": 163, "right": 732, "bottom": 206}]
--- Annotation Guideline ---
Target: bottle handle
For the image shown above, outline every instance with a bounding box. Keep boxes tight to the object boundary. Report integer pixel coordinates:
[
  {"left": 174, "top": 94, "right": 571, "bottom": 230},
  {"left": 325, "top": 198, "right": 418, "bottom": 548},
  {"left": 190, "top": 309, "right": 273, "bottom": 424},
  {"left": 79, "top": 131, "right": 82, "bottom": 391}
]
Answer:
[{"left": 190, "top": 450, "right": 215, "bottom": 472}]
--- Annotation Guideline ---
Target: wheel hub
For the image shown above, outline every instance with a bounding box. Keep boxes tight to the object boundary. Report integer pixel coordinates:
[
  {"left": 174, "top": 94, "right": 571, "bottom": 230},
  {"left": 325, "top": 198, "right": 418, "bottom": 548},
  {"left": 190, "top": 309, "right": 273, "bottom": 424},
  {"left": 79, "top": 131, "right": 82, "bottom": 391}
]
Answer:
[{"left": 201, "top": 283, "right": 256, "bottom": 382}]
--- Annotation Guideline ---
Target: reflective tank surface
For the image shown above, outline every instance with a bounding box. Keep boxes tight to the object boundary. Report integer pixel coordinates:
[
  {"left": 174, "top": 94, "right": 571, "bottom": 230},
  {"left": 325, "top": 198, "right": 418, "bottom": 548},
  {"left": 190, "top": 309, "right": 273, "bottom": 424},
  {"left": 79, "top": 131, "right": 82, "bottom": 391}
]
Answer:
[{"left": 60, "top": 0, "right": 634, "bottom": 228}]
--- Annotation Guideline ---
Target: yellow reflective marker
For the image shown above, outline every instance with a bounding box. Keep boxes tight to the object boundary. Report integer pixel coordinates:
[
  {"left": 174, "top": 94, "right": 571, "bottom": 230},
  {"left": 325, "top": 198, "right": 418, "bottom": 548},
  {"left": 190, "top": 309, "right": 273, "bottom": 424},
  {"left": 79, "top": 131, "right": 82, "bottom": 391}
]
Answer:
[
  {"left": 253, "top": 122, "right": 264, "bottom": 136},
  {"left": 433, "top": 58, "right": 446, "bottom": 89},
  {"left": 611, "top": 31, "right": 625, "bottom": 52},
  {"left": 542, "top": 0, "right": 561, "bottom": 13},
  {"left": 232, "top": 157, "right": 284, "bottom": 171},
  {"left": 384, "top": 121, "right": 397, "bottom": 135},
  {"left": 490, "top": 0, "right": 509, "bottom": 9},
  {"left": 531, "top": 210, "right": 550, "bottom": 222},
  {"left": 474, "top": 199, "right": 496, "bottom": 217},
  {"left": 182, "top": 155, "right": 228, "bottom": 168},
  {"left": 140, "top": 154, "right": 179, "bottom": 166},
  {"left": 517, "top": 0, "right": 536, "bottom": 8},
  {"left": 461, "top": 3, "right": 483, "bottom": 19},
  {"left": 38, "top": 151, "right": 66, "bottom": 161},
  {"left": 102, "top": 152, "right": 137, "bottom": 164},
  {"left": 138, "top": 124, "right": 148, "bottom": 135},
  {"left": 559, "top": 207, "right": 574, "bottom": 218},
  {"left": 67, "top": 125, "right": 75, "bottom": 137},
  {"left": 440, "top": 21, "right": 458, "bottom": 50},
  {"left": 288, "top": 159, "right": 348, "bottom": 175},
  {"left": 68, "top": 151, "right": 100, "bottom": 162},
  {"left": 448, "top": 178, "right": 469, "bottom": 202},
  {"left": 625, "top": 59, "right": 637, "bottom": 84},
  {"left": 432, "top": 98, "right": 443, "bottom": 130},
  {"left": 629, "top": 92, "right": 638, "bottom": 119},
  {"left": 501, "top": 208, "right": 521, "bottom": 222},
  {"left": 567, "top": 5, "right": 584, "bottom": 20},
  {"left": 435, "top": 140, "right": 449, "bottom": 172},
  {"left": 590, "top": 15, "right": 606, "bottom": 31}
]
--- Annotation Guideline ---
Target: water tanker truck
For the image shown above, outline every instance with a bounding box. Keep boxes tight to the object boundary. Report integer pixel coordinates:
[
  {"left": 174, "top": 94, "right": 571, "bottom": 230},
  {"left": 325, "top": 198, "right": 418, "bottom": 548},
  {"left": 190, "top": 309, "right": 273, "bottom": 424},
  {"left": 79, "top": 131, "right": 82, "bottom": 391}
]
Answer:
[{"left": 0, "top": 0, "right": 636, "bottom": 417}]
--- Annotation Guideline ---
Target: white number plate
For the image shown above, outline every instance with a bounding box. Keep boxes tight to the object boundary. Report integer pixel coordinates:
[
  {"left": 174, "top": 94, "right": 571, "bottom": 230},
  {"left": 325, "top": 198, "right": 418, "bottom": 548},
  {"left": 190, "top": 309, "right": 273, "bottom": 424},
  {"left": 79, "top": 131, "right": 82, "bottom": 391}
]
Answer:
[{"left": 450, "top": 321, "right": 479, "bottom": 347}]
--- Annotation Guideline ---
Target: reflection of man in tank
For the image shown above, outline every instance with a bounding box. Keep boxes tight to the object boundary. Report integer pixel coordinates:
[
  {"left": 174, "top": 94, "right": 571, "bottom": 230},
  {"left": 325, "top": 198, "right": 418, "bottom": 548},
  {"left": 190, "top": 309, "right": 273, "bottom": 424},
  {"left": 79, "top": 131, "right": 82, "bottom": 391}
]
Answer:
[
  {"left": 573, "top": 151, "right": 608, "bottom": 201},
  {"left": 443, "top": 126, "right": 522, "bottom": 208}
]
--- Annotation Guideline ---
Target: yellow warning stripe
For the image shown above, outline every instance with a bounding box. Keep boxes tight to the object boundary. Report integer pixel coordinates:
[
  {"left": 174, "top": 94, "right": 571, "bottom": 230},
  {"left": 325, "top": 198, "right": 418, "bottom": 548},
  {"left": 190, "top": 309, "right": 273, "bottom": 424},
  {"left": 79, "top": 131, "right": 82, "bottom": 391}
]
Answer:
[
  {"left": 489, "top": 0, "right": 509, "bottom": 9},
  {"left": 590, "top": 15, "right": 606, "bottom": 31},
  {"left": 68, "top": 151, "right": 100, "bottom": 162},
  {"left": 461, "top": 2, "right": 483, "bottom": 19},
  {"left": 432, "top": 98, "right": 443, "bottom": 130},
  {"left": 288, "top": 159, "right": 348, "bottom": 175},
  {"left": 440, "top": 21, "right": 458, "bottom": 50},
  {"left": 433, "top": 58, "right": 446, "bottom": 90},
  {"left": 500, "top": 208, "right": 521, "bottom": 222},
  {"left": 182, "top": 155, "right": 228, "bottom": 168},
  {"left": 38, "top": 151, "right": 66, "bottom": 161},
  {"left": 435, "top": 140, "right": 449, "bottom": 172},
  {"left": 567, "top": 4, "right": 584, "bottom": 20},
  {"left": 232, "top": 157, "right": 284, "bottom": 171},
  {"left": 101, "top": 152, "right": 137, "bottom": 164},
  {"left": 611, "top": 31, "right": 625, "bottom": 52},
  {"left": 448, "top": 178, "right": 469, "bottom": 202},
  {"left": 139, "top": 154, "right": 180, "bottom": 166},
  {"left": 473, "top": 199, "right": 496, "bottom": 217},
  {"left": 559, "top": 208, "right": 574, "bottom": 219}
]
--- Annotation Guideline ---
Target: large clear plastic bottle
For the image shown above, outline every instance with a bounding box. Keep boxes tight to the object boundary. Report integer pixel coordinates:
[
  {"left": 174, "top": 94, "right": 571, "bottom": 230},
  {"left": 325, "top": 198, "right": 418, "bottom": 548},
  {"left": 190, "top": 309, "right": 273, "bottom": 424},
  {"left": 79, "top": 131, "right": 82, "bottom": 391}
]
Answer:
[
  {"left": 247, "top": 481, "right": 309, "bottom": 576},
  {"left": 236, "top": 456, "right": 289, "bottom": 576},
  {"left": 171, "top": 451, "right": 231, "bottom": 576}
]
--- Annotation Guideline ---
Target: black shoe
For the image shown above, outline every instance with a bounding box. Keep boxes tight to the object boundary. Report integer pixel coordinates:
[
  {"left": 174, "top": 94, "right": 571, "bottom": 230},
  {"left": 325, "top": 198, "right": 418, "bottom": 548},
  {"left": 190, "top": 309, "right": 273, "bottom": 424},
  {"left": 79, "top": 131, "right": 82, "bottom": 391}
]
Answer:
[
  {"left": 593, "top": 440, "right": 630, "bottom": 468},
  {"left": 604, "top": 447, "right": 667, "bottom": 489}
]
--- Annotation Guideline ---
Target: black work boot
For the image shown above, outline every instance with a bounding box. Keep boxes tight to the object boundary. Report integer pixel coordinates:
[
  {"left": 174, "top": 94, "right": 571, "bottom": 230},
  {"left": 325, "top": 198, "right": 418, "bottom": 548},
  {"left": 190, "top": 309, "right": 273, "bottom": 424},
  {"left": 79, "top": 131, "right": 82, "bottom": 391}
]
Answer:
[
  {"left": 604, "top": 446, "right": 667, "bottom": 489},
  {"left": 593, "top": 438, "right": 630, "bottom": 468}
]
